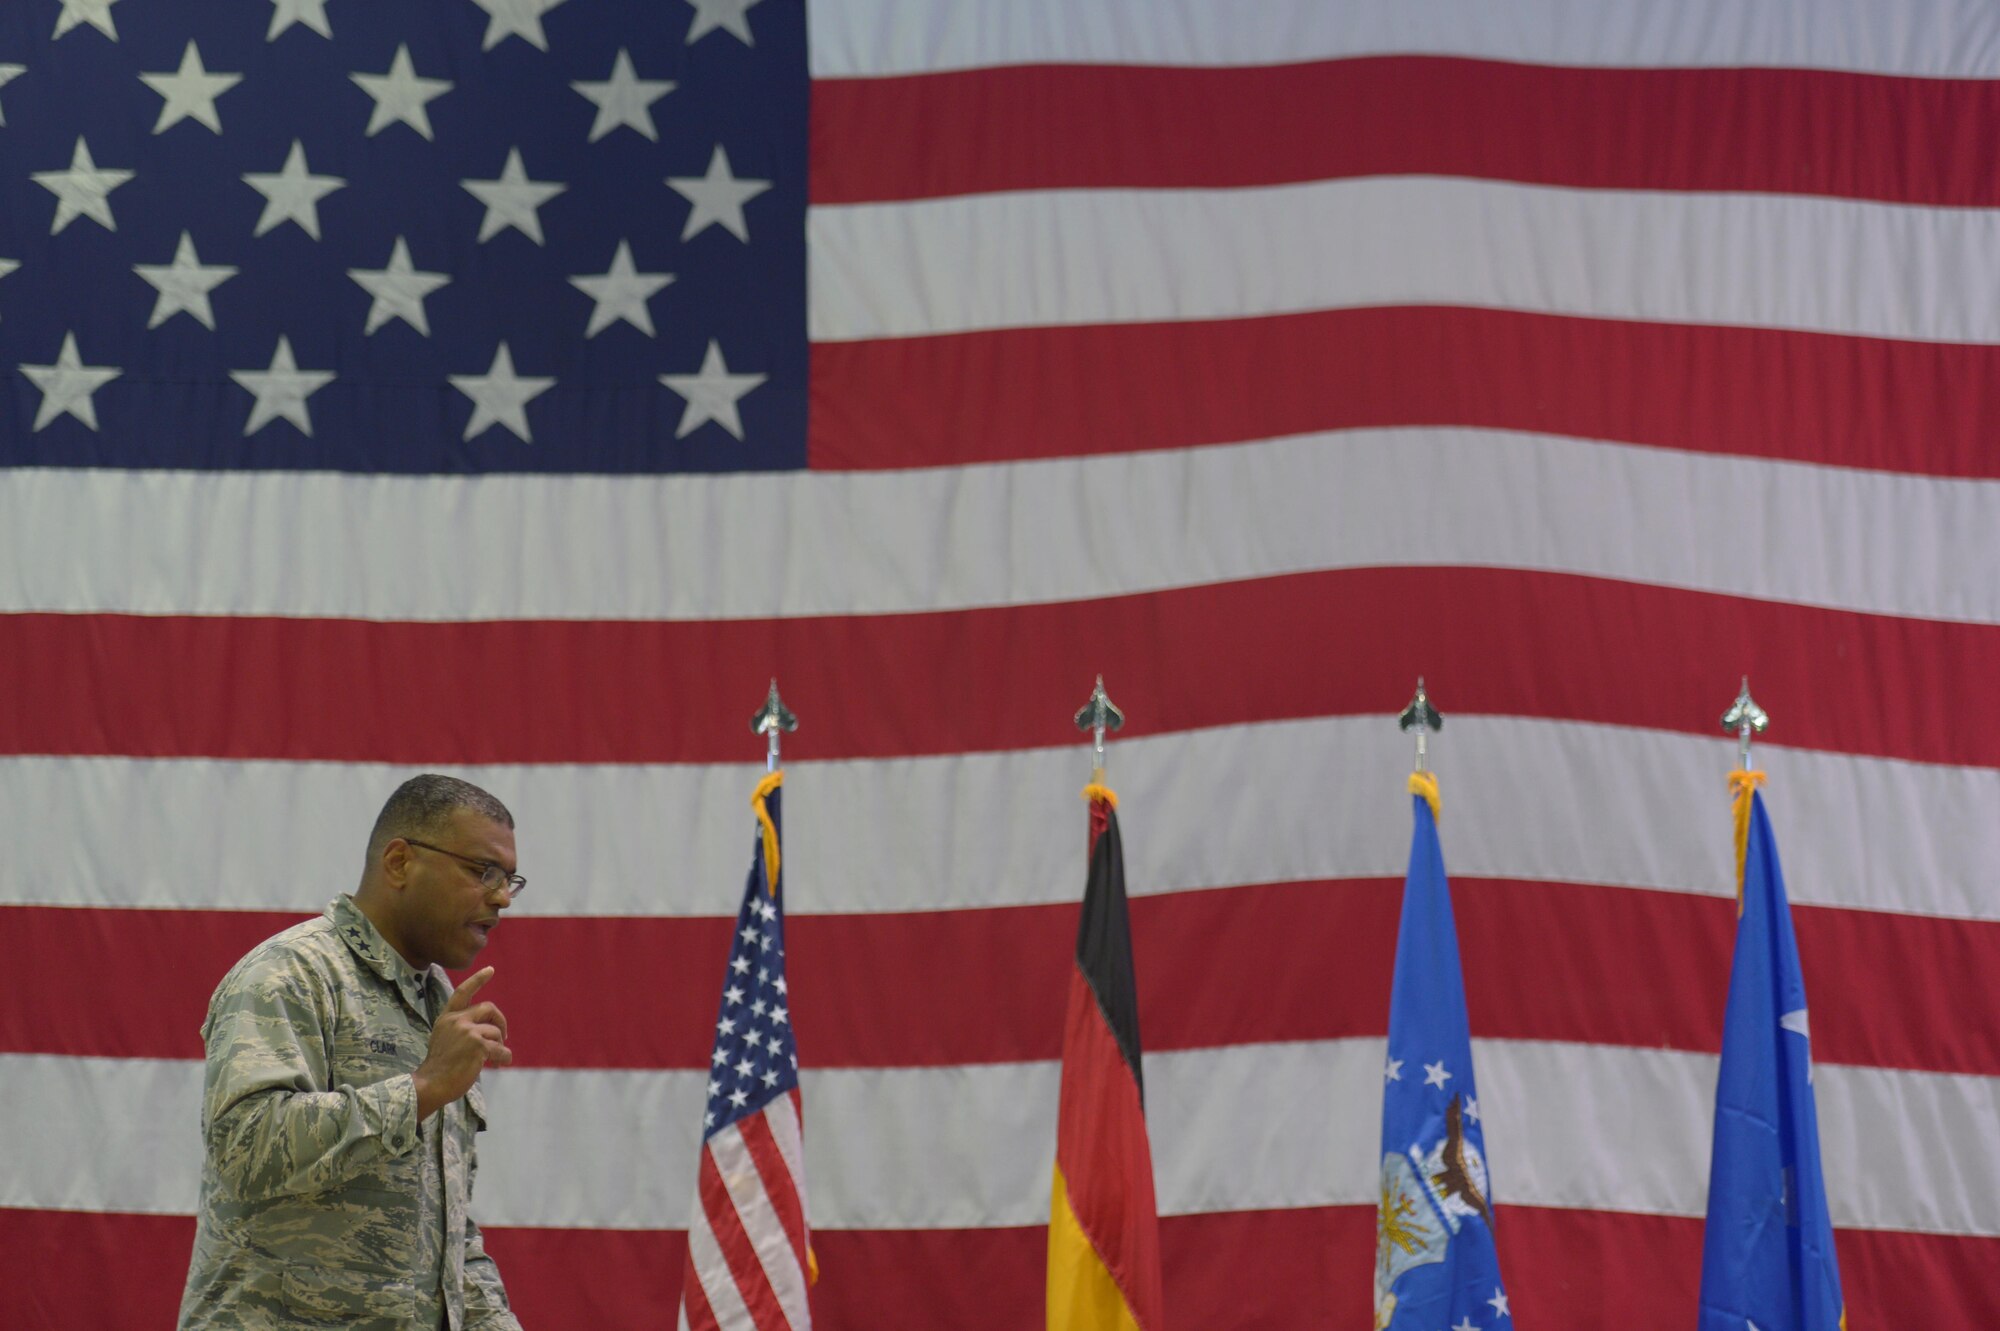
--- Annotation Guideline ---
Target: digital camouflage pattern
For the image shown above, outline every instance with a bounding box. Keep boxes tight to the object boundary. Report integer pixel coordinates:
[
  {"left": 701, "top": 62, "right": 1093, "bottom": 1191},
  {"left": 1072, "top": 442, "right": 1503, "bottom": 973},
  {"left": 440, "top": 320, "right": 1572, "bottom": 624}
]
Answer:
[{"left": 178, "top": 895, "right": 520, "bottom": 1330}]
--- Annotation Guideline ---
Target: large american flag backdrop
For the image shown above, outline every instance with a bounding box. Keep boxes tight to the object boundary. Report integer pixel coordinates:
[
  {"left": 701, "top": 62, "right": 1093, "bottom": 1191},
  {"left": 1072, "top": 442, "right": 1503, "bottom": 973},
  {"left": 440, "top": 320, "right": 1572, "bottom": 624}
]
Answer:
[{"left": 2, "top": 0, "right": 1996, "bottom": 1326}]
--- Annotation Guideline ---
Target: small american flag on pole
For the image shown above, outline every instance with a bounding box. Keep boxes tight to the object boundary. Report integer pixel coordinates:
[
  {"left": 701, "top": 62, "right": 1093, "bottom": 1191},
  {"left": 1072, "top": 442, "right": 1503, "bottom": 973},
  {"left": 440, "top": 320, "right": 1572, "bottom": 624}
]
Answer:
[{"left": 679, "top": 774, "right": 813, "bottom": 1331}]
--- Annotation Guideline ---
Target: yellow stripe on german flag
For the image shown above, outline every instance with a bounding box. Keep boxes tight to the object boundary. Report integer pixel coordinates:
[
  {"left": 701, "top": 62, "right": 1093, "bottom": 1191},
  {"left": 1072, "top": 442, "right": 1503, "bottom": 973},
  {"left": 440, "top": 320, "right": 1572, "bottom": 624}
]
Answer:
[{"left": 1049, "top": 1163, "right": 1145, "bottom": 1331}]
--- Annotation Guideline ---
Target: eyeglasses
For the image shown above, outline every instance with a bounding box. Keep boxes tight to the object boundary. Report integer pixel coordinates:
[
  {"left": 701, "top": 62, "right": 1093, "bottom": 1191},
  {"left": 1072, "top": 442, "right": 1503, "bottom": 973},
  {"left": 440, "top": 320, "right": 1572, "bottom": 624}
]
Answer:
[{"left": 404, "top": 839, "right": 527, "bottom": 899}]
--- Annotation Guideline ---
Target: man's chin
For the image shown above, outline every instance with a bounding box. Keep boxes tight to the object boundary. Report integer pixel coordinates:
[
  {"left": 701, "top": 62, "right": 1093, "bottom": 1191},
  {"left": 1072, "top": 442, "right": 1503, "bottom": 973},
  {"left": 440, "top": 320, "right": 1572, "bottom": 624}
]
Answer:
[{"left": 437, "top": 938, "right": 486, "bottom": 972}]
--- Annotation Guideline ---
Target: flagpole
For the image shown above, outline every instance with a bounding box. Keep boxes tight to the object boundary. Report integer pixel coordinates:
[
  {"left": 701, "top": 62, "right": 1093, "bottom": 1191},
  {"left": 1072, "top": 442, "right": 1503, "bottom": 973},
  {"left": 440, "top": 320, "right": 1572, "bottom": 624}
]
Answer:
[
  {"left": 1700, "top": 680, "right": 1846, "bottom": 1328},
  {"left": 1398, "top": 676, "right": 1442, "bottom": 773},
  {"left": 1052, "top": 673, "right": 1164, "bottom": 1331},
  {"left": 1073, "top": 674, "right": 1124, "bottom": 783},
  {"left": 1720, "top": 676, "right": 1768, "bottom": 773},
  {"left": 679, "top": 679, "right": 815, "bottom": 1325},
  {"left": 1377, "top": 676, "right": 1510, "bottom": 1329},
  {"left": 752, "top": 677, "right": 798, "bottom": 773}
]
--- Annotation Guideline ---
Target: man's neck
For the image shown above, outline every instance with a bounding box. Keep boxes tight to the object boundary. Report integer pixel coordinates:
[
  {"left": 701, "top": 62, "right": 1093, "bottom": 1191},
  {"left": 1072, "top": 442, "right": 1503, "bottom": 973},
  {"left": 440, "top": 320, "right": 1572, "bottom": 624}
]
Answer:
[{"left": 349, "top": 887, "right": 423, "bottom": 971}]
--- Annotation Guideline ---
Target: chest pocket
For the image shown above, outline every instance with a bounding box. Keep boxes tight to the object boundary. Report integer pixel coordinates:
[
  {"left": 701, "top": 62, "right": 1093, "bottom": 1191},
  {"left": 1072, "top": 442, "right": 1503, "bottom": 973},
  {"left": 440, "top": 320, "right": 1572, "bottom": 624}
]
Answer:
[{"left": 329, "top": 987, "right": 427, "bottom": 1088}]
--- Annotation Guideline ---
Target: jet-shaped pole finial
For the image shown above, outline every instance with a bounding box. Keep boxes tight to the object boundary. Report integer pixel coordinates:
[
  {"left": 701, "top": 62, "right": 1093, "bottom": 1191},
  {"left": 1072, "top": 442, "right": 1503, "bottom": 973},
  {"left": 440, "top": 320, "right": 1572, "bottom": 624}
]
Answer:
[
  {"left": 1398, "top": 676, "right": 1444, "bottom": 773},
  {"left": 1073, "top": 675, "right": 1125, "bottom": 778},
  {"left": 1720, "top": 677, "right": 1769, "bottom": 772},
  {"left": 751, "top": 678, "right": 800, "bottom": 771}
]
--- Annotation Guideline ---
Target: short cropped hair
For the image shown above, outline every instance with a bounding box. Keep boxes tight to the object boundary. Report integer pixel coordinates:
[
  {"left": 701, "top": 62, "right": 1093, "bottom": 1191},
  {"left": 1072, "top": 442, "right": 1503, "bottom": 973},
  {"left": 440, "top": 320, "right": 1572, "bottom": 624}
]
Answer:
[{"left": 366, "top": 774, "right": 514, "bottom": 868}]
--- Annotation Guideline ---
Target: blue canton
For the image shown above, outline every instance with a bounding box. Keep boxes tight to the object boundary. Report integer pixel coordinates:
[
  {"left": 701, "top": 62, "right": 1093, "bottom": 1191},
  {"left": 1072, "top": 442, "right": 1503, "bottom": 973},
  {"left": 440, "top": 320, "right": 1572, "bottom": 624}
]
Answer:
[
  {"left": 702, "top": 786, "right": 796, "bottom": 1138},
  {"left": 0, "top": 0, "right": 807, "bottom": 472}
]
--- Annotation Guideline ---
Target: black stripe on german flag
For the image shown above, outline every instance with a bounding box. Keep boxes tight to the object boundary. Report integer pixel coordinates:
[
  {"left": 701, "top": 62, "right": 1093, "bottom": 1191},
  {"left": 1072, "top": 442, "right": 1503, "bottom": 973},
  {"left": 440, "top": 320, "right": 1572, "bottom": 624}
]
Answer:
[{"left": 1076, "top": 800, "right": 1145, "bottom": 1101}]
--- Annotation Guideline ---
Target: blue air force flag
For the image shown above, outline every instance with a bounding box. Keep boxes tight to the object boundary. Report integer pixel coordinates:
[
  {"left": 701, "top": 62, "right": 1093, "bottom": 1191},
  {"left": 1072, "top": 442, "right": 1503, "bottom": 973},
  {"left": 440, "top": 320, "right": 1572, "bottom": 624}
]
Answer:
[
  {"left": 1375, "top": 779, "right": 1510, "bottom": 1331},
  {"left": 1698, "top": 786, "right": 1846, "bottom": 1331}
]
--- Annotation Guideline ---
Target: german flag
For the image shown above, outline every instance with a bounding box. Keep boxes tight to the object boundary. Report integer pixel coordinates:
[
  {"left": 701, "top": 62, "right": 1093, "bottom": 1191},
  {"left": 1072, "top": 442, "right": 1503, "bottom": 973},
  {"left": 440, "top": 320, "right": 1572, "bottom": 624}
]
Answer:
[{"left": 1047, "top": 785, "right": 1165, "bottom": 1331}]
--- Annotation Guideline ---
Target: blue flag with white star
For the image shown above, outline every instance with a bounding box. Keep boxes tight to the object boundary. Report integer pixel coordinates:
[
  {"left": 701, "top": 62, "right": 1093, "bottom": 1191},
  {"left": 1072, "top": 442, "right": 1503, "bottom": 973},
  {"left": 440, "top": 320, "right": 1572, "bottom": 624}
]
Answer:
[
  {"left": 1698, "top": 788, "right": 1846, "bottom": 1331},
  {"left": 1376, "top": 784, "right": 1509, "bottom": 1331}
]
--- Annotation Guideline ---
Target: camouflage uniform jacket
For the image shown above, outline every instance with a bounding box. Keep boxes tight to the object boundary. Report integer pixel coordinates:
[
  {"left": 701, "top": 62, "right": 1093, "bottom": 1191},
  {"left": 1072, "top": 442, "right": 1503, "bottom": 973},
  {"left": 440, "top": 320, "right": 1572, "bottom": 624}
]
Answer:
[{"left": 177, "top": 895, "right": 521, "bottom": 1330}]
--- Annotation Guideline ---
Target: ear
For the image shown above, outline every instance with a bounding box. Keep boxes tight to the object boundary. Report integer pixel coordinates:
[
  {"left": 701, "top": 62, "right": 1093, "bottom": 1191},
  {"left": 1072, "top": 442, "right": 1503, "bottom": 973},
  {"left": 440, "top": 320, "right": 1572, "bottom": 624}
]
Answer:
[{"left": 381, "top": 838, "right": 414, "bottom": 890}]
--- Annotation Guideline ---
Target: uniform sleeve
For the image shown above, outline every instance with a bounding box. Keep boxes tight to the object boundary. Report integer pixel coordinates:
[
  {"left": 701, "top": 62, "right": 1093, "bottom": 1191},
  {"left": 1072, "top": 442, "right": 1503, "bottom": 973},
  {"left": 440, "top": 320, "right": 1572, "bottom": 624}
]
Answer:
[
  {"left": 201, "top": 949, "right": 420, "bottom": 1201},
  {"left": 461, "top": 1213, "right": 523, "bottom": 1330}
]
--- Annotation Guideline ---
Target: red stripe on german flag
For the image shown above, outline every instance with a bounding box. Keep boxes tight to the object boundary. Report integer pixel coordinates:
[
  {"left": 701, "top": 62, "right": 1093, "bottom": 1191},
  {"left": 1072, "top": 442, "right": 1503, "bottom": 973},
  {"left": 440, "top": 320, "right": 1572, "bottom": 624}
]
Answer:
[{"left": 1049, "top": 799, "right": 1165, "bottom": 1331}]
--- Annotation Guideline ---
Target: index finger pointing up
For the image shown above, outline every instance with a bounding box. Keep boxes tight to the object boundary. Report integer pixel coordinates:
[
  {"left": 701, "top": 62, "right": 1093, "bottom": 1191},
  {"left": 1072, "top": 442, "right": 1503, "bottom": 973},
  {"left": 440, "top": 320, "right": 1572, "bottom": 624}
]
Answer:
[{"left": 446, "top": 967, "right": 495, "bottom": 1012}]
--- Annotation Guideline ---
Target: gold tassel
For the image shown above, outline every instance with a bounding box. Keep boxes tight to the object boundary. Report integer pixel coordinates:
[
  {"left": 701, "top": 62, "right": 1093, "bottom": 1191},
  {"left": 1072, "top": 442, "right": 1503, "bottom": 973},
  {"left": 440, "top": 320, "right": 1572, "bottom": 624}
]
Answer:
[
  {"left": 751, "top": 770, "right": 784, "bottom": 893},
  {"left": 1407, "top": 770, "right": 1440, "bottom": 820},
  {"left": 1728, "top": 768, "right": 1766, "bottom": 914}
]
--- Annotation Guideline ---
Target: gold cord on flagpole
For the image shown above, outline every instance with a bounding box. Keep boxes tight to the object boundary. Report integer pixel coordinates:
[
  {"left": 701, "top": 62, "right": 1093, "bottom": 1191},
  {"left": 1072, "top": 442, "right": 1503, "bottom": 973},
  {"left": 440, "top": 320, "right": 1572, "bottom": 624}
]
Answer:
[
  {"left": 750, "top": 680, "right": 799, "bottom": 894},
  {"left": 1721, "top": 678, "right": 1770, "bottom": 913},
  {"left": 751, "top": 770, "right": 783, "bottom": 892},
  {"left": 1727, "top": 769, "right": 1765, "bottom": 912},
  {"left": 1407, "top": 770, "right": 1440, "bottom": 820}
]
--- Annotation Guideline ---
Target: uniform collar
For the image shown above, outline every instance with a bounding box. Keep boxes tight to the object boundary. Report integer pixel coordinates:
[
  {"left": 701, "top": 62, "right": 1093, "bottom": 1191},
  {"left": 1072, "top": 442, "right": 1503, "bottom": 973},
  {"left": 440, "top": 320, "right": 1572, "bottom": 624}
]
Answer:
[{"left": 330, "top": 894, "right": 441, "bottom": 1014}]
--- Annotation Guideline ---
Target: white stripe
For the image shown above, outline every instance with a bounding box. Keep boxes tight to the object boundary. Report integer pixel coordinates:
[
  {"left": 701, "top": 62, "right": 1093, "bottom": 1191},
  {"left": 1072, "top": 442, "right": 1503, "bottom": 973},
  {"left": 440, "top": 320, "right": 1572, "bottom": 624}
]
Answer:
[
  {"left": 810, "top": 0, "right": 2000, "bottom": 79},
  {"left": 684, "top": 1175, "right": 758, "bottom": 1331},
  {"left": 764, "top": 1092, "right": 811, "bottom": 1231},
  {"left": 3, "top": 717, "right": 1991, "bottom": 920},
  {"left": 811, "top": 178, "right": 2000, "bottom": 346},
  {"left": 5, "top": 434, "right": 1992, "bottom": 625},
  {"left": 710, "top": 1123, "right": 811, "bottom": 1330},
  {"left": 0, "top": 1055, "right": 202, "bottom": 1215},
  {"left": 8, "top": 1044, "right": 1994, "bottom": 1236}
]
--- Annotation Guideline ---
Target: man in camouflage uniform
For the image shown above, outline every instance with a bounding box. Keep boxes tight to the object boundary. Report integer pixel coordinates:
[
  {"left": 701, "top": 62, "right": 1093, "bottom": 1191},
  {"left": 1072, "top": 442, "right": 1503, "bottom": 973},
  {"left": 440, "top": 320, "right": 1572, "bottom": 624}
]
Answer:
[{"left": 179, "top": 774, "right": 525, "bottom": 1330}]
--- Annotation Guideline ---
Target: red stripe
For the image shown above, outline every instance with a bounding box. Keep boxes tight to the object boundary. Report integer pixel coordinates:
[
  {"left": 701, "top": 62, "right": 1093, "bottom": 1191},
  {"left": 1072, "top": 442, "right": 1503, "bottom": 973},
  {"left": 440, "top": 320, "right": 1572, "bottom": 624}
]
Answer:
[
  {"left": 812, "top": 57, "right": 2000, "bottom": 207},
  {"left": 465, "top": 1225, "right": 694, "bottom": 1331},
  {"left": 1055, "top": 968, "right": 1165, "bottom": 1331},
  {"left": 11, "top": 1207, "right": 1996, "bottom": 1331},
  {"left": 0, "top": 1209, "right": 196, "bottom": 1329},
  {"left": 6, "top": 571, "right": 1994, "bottom": 768},
  {"left": 697, "top": 1145, "right": 794, "bottom": 1331},
  {"left": 809, "top": 305, "right": 2000, "bottom": 479},
  {"left": 679, "top": 1250, "right": 721, "bottom": 1331},
  {"left": 7, "top": 880, "right": 1995, "bottom": 1074},
  {"left": 737, "top": 1109, "right": 811, "bottom": 1278}
]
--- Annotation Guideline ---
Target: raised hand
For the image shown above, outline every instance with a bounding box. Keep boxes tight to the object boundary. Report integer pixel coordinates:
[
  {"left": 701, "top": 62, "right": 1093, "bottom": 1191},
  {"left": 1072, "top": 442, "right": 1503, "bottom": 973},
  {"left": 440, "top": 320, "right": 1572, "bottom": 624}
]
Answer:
[{"left": 414, "top": 966, "right": 512, "bottom": 1121}]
